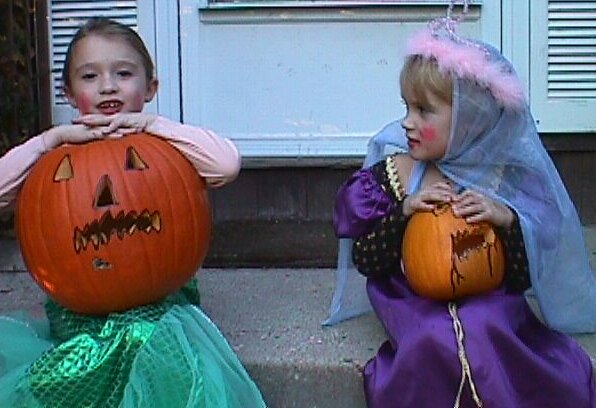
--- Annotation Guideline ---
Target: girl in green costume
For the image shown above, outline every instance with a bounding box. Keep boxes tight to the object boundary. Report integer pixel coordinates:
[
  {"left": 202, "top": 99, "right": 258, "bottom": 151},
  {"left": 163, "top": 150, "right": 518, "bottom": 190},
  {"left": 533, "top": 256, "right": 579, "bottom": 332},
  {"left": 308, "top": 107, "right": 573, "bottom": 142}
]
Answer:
[{"left": 0, "top": 17, "right": 266, "bottom": 408}]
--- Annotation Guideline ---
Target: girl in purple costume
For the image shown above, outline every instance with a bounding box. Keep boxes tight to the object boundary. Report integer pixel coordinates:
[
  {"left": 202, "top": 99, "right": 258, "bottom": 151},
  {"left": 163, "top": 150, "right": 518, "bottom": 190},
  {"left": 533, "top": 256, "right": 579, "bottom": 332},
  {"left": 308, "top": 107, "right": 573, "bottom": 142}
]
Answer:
[{"left": 332, "top": 26, "right": 596, "bottom": 408}]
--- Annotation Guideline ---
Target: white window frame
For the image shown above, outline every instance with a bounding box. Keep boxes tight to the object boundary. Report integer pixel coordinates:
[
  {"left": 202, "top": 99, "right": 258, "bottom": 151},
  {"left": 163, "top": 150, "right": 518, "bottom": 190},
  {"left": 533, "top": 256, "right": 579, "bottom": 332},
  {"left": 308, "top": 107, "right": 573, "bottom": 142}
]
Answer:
[{"left": 199, "top": 0, "right": 472, "bottom": 10}]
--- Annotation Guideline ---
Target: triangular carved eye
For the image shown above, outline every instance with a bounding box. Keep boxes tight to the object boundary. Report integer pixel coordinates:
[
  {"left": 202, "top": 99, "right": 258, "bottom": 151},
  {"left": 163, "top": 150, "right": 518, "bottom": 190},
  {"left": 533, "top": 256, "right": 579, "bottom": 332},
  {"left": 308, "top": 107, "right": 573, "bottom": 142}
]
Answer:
[
  {"left": 54, "top": 155, "right": 74, "bottom": 181},
  {"left": 126, "top": 146, "right": 148, "bottom": 170}
]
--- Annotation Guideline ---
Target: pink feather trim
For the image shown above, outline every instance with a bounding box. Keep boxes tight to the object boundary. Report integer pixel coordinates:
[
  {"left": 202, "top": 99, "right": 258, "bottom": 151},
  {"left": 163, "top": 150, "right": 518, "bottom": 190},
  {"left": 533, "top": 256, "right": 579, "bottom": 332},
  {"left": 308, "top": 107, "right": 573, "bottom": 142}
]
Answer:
[{"left": 406, "top": 30, "right": 526, "bottom": 109}]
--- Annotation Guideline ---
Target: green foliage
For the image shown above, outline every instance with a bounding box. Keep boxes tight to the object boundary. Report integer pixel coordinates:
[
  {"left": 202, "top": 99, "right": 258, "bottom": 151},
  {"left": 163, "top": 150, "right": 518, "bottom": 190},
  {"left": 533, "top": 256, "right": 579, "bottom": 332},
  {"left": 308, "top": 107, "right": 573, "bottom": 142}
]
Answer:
[
  {"left": 0, "top": 0, "right": 38, "bottom": 235},
  {"left": 0, "top": 0, "right": 39, "bottom": 156}
]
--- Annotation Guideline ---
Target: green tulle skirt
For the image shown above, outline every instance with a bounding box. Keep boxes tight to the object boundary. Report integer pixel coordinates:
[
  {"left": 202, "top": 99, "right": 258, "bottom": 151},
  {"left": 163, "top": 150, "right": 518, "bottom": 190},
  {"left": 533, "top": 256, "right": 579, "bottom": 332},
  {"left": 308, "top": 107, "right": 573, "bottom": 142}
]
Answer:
[{"left": 0, "top": 283, "right": 266, "bottom": 408}]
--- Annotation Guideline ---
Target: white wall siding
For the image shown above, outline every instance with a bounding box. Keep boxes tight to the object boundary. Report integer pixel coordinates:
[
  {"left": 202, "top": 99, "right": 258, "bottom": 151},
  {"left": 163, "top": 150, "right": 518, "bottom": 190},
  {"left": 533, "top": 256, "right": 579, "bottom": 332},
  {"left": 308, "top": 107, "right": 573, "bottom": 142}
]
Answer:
[
  {"left": 49, "top": 1, "right": 596, "bottom": 157},
  {"left": 177, "top": 0, "right": 499, "bottom": 158}
]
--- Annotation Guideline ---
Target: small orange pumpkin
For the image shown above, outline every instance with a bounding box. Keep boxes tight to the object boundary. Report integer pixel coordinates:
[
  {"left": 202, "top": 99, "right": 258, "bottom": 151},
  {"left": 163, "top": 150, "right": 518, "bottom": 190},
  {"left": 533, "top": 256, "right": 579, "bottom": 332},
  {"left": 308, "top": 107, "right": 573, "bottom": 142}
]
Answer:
[
  {"left": 402, "top": 203, "right": 505, "bottom": 301},
  {"left": 15, "top": 133, "right": 212, "bottom": 315}
]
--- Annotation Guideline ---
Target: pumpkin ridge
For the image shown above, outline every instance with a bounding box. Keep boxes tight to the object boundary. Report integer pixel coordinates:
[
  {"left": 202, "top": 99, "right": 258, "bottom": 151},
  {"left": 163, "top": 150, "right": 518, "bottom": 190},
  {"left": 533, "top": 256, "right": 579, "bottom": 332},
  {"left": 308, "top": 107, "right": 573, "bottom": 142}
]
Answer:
[
  {"left": 139, "top": 134, "right": 210, "bottom": 284},
  {"left": 134, "top": 135, "right": 180, "bottom": 292}
]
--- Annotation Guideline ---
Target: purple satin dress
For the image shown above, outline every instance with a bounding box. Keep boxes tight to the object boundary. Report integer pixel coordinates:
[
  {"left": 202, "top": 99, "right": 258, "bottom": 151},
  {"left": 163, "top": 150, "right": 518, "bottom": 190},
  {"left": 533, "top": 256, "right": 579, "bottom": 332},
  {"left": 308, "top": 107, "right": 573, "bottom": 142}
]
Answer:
[{"left": 334, "top": 168, "right": 596, "bottom": 408}]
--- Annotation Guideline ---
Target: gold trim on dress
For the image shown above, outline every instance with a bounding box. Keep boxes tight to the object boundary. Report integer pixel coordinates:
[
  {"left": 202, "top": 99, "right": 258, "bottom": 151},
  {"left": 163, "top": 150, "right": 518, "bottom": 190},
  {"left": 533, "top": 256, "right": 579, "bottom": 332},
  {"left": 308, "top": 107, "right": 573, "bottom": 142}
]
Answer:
[{"left": 385, "top": 156, "right": 406, "bottom": 201}]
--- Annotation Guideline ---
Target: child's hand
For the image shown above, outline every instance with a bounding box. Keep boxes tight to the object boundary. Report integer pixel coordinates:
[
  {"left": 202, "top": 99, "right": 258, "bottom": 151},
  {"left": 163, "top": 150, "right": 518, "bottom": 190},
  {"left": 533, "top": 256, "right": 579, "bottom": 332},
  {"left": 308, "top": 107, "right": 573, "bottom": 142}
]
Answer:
[
  {"left": 41, "top": 124, "right": 105, "bottom": 151},
  {"left": 403, "top": 181, "right": 455, "bottom": 216},
  {"left": 452, "top": 189, "right": 514, "bottom": 227},
  {"left": 73, "top": 113, "right": 158, "bottom": 136}
]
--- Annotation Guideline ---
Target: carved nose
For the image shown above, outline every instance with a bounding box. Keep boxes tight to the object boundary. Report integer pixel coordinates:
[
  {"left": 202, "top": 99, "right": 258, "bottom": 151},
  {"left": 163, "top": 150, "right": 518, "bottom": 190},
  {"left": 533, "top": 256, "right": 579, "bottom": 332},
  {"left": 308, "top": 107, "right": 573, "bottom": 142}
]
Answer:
[{"left": 94, "top": 174, "right": 118, "bottom": 208}]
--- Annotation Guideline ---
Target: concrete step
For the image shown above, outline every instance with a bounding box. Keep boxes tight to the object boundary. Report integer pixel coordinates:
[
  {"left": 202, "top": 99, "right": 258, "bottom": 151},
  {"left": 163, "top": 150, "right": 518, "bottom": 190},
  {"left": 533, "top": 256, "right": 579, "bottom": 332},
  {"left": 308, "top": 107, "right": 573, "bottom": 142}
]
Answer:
[{"left": 1, "top": 233, "right": 596, "bottom": 408}]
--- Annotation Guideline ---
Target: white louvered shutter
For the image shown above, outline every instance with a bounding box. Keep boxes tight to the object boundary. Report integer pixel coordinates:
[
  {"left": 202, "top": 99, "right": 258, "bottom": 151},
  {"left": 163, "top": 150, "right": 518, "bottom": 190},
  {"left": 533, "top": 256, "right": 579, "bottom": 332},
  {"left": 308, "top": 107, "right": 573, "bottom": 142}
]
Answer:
[
  {"left": 530, "top": 0, "right": 596, "bottom": 132},
  {"left": 49, "top": 1, "right": 141, "bottom": 124}
]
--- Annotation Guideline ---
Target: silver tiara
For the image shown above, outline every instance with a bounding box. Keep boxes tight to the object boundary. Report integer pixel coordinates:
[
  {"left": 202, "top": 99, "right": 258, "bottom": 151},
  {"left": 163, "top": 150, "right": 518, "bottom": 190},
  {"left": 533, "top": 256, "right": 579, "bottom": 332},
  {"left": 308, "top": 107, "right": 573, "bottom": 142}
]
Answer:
[{"left": 428, "top": 0, "right": 491, "bottom": 58}]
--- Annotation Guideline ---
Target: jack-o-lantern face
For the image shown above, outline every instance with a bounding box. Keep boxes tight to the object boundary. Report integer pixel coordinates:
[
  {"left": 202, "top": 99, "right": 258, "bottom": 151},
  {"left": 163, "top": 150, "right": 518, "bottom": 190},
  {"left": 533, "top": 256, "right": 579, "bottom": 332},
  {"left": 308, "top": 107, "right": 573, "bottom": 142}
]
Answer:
[
  {"left": 15, "top": 133, "right": 212, "bottom": 315},
  {"left": 402, "top": 203, "right": 505, "bottom": 301}
]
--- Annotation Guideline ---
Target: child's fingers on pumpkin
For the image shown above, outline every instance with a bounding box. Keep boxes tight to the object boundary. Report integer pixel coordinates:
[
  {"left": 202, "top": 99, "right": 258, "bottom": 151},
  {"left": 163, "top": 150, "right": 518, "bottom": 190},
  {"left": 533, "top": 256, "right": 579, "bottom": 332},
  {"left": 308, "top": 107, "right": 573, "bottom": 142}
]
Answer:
[
  {"left": 104, "top": 121, "right": 142, "bottom": 134},
  {"left": 89, "top": 129, "right": 106, "bottom": 139},
  {"left": 461, "top": 204, "right": 504, "bottom": 225},
  {"left": 464, "top": 213, "right": 488, "bottom": 224},
  {"left": 57, "top": 125, "right": 98, "bottom": 145},
  {"left": 483, "top": 201, "right": 512, "bottom": 227},
  {"left": 117, "top": 128, "right": 140, "bottom": 135},
  {"left": 71, "top": 116, "right": 88, "bottom": 124},
  {"left": 413, "top": 195, "right": 442, "bottom": 209},
  {"left": 453, "top": 189, "right": 477, "bottom": 201},
  {"left": 453, "top": 191, "right": 488, "bottom": 210},
  {"left": 425, "top": 189, "right": 453, "bottom": 204},
  {"left": 103, "top": 116, "right": 147, "bottom": 133},
  {"left": 452, "top": 199, "right": 486, "bottom": 218},
  {"left": 453, "top": 200, "right": 484, "bottom": 217},
  {"left": 73, "top": 114, "right": 111, "bottom": 126},
  {"left": 104, "top": 128, "right": 135, "bottom": 138},
  {"left": 102, "top": 119, "right": 124, "bottom": 134}
]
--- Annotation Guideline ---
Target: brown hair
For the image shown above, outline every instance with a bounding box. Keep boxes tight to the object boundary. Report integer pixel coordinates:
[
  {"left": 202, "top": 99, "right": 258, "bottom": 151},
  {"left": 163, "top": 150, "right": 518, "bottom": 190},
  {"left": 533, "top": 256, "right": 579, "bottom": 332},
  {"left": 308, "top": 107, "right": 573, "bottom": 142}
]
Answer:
[
  {"left": 62, "top": 17, "right": 155, "bottom": 90},
  {"left": 400, "top": 55, "right": 453, "bottom": 106}
]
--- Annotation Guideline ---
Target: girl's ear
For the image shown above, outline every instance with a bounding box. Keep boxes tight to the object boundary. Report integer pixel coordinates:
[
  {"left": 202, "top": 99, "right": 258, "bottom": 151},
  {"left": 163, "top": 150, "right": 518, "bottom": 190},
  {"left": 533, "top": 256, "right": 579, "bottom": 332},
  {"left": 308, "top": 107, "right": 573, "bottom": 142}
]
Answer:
[{"left": 145, "top": 78, "right": 159, "bottom": 102}]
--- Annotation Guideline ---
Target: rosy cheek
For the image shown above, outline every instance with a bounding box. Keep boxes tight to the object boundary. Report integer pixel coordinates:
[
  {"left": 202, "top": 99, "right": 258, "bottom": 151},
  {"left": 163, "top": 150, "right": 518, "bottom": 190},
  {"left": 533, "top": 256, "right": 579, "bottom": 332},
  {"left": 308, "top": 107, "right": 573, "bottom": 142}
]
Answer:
[
  {"left": 75, "top": 94, "right": 94, "bottom": 115},
  {"left": 133, "top": 94, "right": 146, "bottom": 110},
  {"left": 421, "top": 126, "right": 438, "bottom": 141}
]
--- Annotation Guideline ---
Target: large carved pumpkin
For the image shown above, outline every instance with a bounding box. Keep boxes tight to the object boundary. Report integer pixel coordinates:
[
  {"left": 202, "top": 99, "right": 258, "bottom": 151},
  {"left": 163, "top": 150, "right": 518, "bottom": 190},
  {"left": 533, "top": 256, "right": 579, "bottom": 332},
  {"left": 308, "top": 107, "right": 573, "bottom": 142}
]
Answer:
[
  {"left": 402, "top": 203, "right": 505, "bottom": 301},
  {"left": 15, "top": 133, "right": 212, "bottom": 315}
]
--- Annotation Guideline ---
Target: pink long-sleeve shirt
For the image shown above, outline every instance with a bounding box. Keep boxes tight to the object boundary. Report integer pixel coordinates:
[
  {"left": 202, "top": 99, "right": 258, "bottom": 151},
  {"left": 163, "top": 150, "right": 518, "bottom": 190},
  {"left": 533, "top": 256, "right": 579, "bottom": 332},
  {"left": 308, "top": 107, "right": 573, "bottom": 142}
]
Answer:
[{"left": 0, "top": 116, "right": 240, "bottom": 212}]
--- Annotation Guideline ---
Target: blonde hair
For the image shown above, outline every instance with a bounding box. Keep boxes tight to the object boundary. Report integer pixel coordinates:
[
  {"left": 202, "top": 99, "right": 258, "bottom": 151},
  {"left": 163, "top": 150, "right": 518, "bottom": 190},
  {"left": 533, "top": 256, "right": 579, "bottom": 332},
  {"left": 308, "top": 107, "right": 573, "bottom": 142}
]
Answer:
[{"left": 400, "top": 55, "right": 453, "bottom": 106}]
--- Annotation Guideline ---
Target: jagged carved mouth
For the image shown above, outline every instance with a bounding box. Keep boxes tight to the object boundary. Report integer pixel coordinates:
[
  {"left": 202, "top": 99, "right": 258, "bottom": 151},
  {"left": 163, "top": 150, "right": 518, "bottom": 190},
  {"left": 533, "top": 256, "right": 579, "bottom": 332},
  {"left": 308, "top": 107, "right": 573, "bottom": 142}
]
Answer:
[
  {"left": 451, "top": 227, "right": 496, "bottom": 261},
  {"left": 73, "top": 209, "right": 162, "bottom": 253},
  {"left": 450, "top": 226, "right": 498, "bottom": 291}
]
